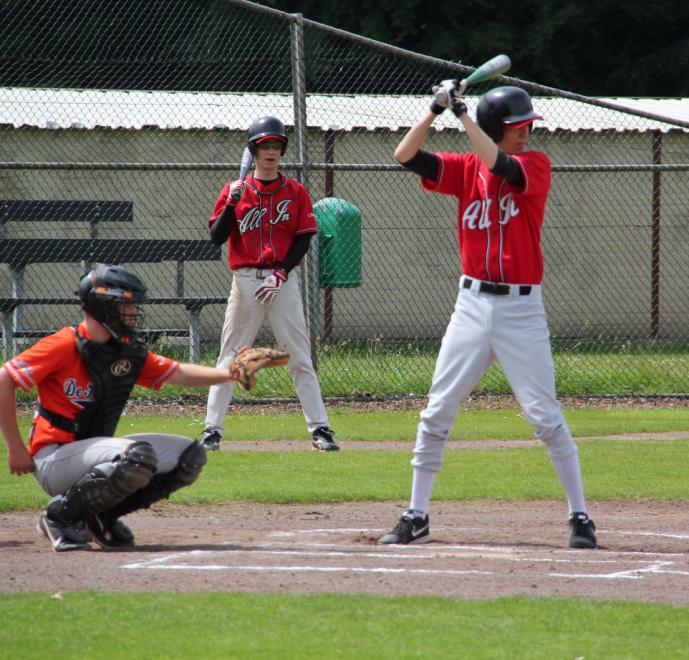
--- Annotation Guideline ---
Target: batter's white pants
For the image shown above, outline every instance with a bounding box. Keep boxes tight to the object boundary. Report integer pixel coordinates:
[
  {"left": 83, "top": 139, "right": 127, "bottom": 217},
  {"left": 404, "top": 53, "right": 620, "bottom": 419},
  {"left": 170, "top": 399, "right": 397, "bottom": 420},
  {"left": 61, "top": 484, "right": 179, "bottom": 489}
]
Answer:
[
  {"left": 204, "top": 268, "right": 328, "bottom": 436},
  {"left": 411, "top": 275, "right": 586, "bottom": 514}
]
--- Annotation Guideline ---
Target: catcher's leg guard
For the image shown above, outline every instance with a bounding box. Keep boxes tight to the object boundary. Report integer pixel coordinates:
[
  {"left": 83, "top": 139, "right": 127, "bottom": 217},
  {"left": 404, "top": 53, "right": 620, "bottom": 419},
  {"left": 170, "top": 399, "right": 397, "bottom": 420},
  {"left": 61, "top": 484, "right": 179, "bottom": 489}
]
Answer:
[
  {"left": 47, "top": 441, "right": 157, "bottom": 525},
  {"left": 103, "top": 440, "right": 207, "bottom": 519}
]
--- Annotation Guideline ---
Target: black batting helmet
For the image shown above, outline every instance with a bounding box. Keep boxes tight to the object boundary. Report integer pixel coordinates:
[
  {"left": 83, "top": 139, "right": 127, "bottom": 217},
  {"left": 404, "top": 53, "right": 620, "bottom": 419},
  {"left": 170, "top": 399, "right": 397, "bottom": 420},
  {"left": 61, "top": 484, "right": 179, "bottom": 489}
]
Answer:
[
  {"left": 78, "top": 264, "right": 147, "bottom": 344},
  {"left": 247, "top": 116, "right": 288, "bottom": 155},
  {"left": 476, "top": 86, "right": 543, "bottom": 143}
]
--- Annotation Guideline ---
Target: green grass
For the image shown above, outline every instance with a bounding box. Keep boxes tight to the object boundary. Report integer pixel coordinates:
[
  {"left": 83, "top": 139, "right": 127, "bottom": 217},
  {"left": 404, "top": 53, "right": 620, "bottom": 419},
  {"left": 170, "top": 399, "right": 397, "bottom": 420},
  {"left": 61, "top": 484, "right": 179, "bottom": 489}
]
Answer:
[
  {"left": 3, "top": 409, "right": 689, "bottom": 510},
  {"left": 1, "top": 592, "right": 688, "bottom": 659},
  {"left": 112, "top": 405, "right": 689, "bottom": 442},
  {"left": 4, "top": 407, "right": 689, "bottom": 657},
  {"left": 192, "top": 441, "right": 689, "bottom": 504},
  {"left": 16, "top": 340, "right": 689, "bottom": 400}
]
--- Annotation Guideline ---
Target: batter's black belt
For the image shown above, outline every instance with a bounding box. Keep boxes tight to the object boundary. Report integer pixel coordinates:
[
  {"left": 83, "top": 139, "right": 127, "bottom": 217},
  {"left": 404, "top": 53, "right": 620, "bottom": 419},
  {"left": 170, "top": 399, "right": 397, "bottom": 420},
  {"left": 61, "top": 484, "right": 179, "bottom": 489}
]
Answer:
[{"left": 463, "top": 277, "right": 532, "bottom": 296}]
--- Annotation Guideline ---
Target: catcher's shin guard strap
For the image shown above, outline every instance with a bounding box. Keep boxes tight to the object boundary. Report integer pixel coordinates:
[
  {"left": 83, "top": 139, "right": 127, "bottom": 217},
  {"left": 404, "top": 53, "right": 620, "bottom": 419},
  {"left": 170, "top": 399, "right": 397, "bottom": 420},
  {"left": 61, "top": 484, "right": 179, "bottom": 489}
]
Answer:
[
  {"left": 104, "top": 440, "right": 207, "bottom": 519},
  {"left": 47, "top": 441, "right": 157, "bottom": 524}
]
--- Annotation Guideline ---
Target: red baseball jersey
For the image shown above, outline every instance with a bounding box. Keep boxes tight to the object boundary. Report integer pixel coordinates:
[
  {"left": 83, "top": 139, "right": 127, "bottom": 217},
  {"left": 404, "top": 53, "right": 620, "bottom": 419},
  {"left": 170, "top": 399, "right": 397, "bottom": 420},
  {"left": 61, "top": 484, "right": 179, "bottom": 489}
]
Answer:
[
  {"left": 422, "top": 150, "right": 551, "bottom": 284},
  {"left": 3, "top": 323, "right": 179, "bottom": 455},
  {"left": 210, "top": 173, "right": 318, "bottom": 270}
]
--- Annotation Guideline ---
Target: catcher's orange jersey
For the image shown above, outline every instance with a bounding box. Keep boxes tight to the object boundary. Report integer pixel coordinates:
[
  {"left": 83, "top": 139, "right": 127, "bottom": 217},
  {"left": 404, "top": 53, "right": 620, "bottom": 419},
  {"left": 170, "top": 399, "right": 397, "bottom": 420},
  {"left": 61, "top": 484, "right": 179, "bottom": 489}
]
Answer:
[
  {"left": 210, "top": 173, "right": 318, "bottom": 270},
  {"left": 422, "top": 150, "right": 550, "bottom": 285},
  {"left": 2, "top": 323, "right": 179, "bottom": 455}
]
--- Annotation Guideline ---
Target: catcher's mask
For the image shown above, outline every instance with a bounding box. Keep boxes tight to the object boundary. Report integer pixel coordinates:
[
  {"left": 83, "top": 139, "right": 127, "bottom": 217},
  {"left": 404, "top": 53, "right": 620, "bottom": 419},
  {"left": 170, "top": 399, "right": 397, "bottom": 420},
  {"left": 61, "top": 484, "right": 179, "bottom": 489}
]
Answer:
[
  {"left": 476, "top": 86, "right": 543, "bottom": 143},
  {"left": 247, "top": 116, "right": 288, "bottom": 156},
  {"left": 78, "top": 263, "right": 147, "bottom": 344}
]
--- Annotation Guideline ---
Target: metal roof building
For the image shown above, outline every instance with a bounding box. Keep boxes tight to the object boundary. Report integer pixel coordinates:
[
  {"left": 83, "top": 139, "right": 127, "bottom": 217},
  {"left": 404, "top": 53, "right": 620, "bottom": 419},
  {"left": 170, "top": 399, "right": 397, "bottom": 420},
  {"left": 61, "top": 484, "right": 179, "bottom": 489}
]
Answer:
[{"left": 0, "top": 88, "right": 686, "bottom": 132}]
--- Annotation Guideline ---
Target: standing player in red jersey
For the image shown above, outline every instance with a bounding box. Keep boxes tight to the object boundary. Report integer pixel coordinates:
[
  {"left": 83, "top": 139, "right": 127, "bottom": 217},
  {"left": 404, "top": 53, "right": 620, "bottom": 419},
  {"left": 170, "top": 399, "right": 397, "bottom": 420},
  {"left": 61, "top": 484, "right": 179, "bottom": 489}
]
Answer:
[
  {"left": 0, "top": 264, "right": 282, "bottom": 552},
  {"left": 201, "top": 116, "right": 338, "bottom": 452},
  {"left": 378, "top": 84, "right": 596, "bottom": 549}
]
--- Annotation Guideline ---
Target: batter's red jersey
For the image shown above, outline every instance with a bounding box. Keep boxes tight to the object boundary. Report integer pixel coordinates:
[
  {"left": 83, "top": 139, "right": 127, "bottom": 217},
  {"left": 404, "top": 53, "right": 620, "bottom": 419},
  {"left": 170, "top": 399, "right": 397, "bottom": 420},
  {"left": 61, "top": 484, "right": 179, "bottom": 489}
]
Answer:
[
  {"left": 2, "top": 323, "right": 179, "bottom": 455},
  {"left": 422, "top": 150, "right": 551, "bottom": 284},
  {"left": 210, "top": 173, "right": 318, "bottom": 270}
]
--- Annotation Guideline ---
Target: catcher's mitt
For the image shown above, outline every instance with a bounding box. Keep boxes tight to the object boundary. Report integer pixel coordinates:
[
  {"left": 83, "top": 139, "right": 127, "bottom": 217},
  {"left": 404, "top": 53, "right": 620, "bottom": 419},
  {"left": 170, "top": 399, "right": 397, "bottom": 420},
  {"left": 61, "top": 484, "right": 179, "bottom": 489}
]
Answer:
[{"left": 229, "top": 346, "right": 290, "bottom": 390}]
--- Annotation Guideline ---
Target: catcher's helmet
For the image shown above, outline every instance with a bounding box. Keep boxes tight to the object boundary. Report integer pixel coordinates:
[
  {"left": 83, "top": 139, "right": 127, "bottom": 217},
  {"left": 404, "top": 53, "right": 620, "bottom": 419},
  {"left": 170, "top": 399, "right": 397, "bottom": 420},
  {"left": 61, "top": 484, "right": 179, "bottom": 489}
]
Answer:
[
  {"left": 78, "top": 263, "right": 147, "bottom": 344},
  {"left": 247, "top": 116, "right": 288, "bottom": 155},
  {"left": 476, "top": 86, "right": 543, "bottom": 142}
]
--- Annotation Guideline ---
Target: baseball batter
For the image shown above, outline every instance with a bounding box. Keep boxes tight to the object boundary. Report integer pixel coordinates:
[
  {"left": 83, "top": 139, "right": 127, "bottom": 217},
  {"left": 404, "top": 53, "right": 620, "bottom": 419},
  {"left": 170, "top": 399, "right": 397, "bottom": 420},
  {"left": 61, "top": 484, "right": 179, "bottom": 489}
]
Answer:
[
  {"left": 378, "top": 84, "right": 596, "bottom": 548},
  {"left": 201, "top": 116, "right": 338, "bottom": 451},
  {"left": 0, "top": 264, "right": 273, "bottom": 552}
]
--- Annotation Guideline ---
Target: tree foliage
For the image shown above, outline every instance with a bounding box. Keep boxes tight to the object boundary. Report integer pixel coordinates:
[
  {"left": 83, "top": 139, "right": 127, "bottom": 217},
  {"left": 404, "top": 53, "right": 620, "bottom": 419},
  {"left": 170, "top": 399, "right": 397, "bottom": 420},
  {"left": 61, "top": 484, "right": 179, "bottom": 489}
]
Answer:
[{"left": 265, "top": 0, "right": 689, "bottom": 96}]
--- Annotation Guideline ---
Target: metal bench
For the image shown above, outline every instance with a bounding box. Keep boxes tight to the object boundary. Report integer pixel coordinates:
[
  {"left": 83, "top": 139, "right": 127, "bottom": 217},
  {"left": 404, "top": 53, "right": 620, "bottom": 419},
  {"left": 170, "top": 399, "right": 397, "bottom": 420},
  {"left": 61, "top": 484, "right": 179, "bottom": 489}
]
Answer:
[{"left": 0, "top": 200, "right": 223, "bottom": 362}]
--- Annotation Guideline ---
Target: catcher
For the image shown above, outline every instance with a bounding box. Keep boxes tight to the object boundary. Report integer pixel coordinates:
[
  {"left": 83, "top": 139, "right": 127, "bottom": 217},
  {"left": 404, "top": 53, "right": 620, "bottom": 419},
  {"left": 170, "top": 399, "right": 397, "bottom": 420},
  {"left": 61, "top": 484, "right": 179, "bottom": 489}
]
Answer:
[{"left": 0, "top": 263, "right": 288, "bottom": 552}]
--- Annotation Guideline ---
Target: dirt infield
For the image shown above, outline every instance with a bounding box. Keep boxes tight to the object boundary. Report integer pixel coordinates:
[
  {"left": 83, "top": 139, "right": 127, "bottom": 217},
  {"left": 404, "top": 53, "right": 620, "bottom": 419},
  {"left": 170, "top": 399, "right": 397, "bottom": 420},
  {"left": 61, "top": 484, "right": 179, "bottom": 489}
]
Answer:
[{"left": 2, "top": 500, "right": 688, "bottom": 604}]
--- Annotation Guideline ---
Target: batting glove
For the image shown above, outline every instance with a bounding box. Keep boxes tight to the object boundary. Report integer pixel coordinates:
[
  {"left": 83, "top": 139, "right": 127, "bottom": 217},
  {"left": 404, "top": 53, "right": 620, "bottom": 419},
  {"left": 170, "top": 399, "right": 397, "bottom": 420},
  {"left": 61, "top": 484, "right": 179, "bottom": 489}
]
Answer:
[
  {"left": 254, "top": 268, "right": 287, "bottom": 304},
  {"left": 431, "top": 79, "right": 460, "bottom": 114},
  {"left": 449, "top": 88, "right": 468, "bottom": 118},
  {"left": 227, "top": 180, "right": 247, "bottom": 206}
]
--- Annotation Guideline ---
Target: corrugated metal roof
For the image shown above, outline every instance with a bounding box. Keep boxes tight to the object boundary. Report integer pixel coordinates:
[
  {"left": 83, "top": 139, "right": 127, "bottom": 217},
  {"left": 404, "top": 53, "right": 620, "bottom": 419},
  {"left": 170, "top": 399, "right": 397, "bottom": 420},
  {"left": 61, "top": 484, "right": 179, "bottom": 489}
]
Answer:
[{"left": 0, "top": 87, "right": 686, "bottom": 132}]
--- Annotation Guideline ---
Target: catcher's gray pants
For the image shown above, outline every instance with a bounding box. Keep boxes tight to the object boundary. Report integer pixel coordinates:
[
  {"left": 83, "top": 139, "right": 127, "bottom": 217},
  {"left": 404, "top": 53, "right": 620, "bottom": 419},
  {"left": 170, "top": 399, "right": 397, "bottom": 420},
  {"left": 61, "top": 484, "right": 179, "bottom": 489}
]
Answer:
[
  {"left": 204, "top": 268, "right": 328, "bottom": 435},
  {"left": 33, "top": 433, "right": 195, "bottom": 497}
]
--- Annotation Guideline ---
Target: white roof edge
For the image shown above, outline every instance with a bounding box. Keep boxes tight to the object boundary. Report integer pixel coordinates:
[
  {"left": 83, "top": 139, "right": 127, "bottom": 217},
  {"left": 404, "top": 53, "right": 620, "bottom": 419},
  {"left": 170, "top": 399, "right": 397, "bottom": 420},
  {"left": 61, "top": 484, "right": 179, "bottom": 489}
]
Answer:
[{"left": 0, "top": 88, "right": 686, "bottom": 132}]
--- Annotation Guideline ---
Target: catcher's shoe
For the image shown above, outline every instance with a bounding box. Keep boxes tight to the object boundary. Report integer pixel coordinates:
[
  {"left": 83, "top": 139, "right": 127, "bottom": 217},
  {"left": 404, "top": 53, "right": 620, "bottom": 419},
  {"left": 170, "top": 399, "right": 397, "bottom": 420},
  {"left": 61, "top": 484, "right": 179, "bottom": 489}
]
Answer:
[
  {"left": 84, "top": 514, "right": 135, "bottom": 549},
  {"left": 378, "top": 511, "right": 430, "bottom": 545},
  {"left": 201, "top": 428, "right": 222, "bottom": 452},
  {"left": 569, "top": 511, "right": 597, "bottom": 549},
  {"left": 37, "top": 511, "right": 92, "bottom": 552},
  {"left": 311, "top": 426, "right": 339, "bottom": 451}
]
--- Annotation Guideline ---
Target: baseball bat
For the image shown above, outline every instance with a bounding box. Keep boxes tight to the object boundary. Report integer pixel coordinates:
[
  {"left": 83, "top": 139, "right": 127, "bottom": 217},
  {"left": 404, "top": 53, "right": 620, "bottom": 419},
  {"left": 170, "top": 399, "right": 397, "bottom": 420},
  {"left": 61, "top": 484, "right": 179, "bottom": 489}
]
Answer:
[
  {"left": 231, "top": 146, "right": 254, "bottom": 201},
  {"left": 458, "top": 54, "right": 511, "bottom": 95}
]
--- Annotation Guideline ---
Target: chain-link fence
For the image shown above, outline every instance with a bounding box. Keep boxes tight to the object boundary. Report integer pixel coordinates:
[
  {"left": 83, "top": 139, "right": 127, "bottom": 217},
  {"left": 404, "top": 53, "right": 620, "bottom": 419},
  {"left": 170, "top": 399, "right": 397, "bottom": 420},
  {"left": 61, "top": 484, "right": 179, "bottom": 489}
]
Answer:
[{"left": 1, "top": 0, "right": 688, "bottom": 398}]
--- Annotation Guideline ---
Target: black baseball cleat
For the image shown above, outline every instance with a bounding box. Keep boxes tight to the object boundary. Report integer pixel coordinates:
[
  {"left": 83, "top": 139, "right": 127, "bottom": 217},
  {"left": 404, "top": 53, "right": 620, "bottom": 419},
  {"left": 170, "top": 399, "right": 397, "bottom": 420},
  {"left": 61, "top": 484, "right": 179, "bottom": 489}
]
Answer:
[
  {"left": 37, "top": 510, "right": 92, "bottom": 552},
  {"left": 311, "top": 426, "right": 339, "bottom": 451},
  {"left": 84, "top": 514, "right": 135, "bottom": 549},
  {"left": 378, "top": 512, "right": 430, "bottom": 545},
  {"left": 200, "top": 428, "right": 222, "bottom": 452},
  {"left": 569, "top": 511, "right": 597, "bottom": 549}
]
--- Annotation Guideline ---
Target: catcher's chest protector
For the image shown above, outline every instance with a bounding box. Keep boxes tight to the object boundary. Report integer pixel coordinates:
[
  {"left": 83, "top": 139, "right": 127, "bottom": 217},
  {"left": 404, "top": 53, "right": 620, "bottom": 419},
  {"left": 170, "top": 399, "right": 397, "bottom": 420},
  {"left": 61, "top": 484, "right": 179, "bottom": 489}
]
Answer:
[{"left": 72, "top": 327, "right": 148, "bottom": 439}]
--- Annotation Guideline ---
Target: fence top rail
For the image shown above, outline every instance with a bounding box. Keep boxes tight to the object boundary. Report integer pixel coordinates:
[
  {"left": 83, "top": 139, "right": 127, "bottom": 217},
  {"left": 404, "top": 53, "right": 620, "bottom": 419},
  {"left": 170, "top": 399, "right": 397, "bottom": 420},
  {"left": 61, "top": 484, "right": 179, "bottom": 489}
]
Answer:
[{"left": 0, "top": 162, "right": 687, "bottom": 174}]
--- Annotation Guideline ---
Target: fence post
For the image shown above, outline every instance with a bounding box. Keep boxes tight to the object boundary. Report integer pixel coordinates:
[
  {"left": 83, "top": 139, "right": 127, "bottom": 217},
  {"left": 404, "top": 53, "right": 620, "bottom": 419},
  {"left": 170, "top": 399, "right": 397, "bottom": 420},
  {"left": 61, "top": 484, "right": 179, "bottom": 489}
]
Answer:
[
  {"left": 290, "top": 13, "right": 320, "bottom": 368},
  {"left": 651, "top": 130, "right": 662, "bottom": 339},
  {"left": 323, "top": 128, "right": 336, "bottom": 339}
]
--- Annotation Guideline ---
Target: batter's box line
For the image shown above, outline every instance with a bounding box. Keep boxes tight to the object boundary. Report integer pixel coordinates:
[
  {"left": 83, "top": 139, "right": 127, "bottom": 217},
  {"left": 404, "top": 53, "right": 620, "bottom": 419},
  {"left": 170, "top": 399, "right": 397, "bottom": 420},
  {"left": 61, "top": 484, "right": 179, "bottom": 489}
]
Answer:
[
  {"left": 121, "top": 562, "right": 493, "bottom": 577},
  {"left": 549, "top": 561, "right": 689, "bottom": 580},
  {"left": 264, "top": 537, "right": 688, "bottom": 560},
  {"left": 270, "top": 527, "right": 689, "bottom": 541},
  {"left": 255, "top": 543, "right": 629, "bottom": 564},
  {"left": 607, "top": 530, "right": 689, "bottom": 540}
]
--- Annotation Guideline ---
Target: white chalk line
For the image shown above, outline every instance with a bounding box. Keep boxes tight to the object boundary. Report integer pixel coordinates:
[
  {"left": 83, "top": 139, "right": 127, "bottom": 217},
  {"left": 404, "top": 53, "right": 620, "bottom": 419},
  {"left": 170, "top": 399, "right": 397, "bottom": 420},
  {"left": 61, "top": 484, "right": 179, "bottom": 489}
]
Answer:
[
  {"left": 270, "top": 527, "right": 689, "bottom": 541},
  {"left": 122, "top": 539, "right": 689, "bottom": 582},
  {"left": 123, "top": 563, "right": 493, "bottom": 576},
  {"left": 613, "top": 530, "right": 689, "bottom": 540},
  {"left": 550, "top": 561, "right": 689, "bottom": 580},
  {"left": 265, "top": 540, "right": 688, "bottom": 560}
]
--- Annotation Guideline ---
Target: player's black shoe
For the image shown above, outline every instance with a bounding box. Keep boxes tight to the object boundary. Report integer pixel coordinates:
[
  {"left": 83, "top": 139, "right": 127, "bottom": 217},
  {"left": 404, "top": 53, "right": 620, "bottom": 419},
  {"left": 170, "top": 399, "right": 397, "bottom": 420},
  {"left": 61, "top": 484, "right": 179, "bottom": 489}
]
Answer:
[
  {"left": 378, "top": 511, "right": 430, "bottom": 545},
  {"left": 201, "top": 428, "right": 222, "bottom": 452},
  {"left": 37, "top": 510, "right": 92, "bottom": 552},
  {"left": 569, "top": 511, "right": 597, "bottom": 549},
  {"left": 84, "top": 514, "right": 135, "bottom": 549},
  {"left": 311, "top": 426, "right": 339, "bottom": 451}
]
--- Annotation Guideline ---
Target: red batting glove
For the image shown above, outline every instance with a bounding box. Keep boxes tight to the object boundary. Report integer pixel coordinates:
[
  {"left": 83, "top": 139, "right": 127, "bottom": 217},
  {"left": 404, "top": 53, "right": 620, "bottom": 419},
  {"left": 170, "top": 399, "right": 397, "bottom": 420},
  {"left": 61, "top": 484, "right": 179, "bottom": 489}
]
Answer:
[{"left": 254, "top": 268, "right": 288, "bottom": 304}]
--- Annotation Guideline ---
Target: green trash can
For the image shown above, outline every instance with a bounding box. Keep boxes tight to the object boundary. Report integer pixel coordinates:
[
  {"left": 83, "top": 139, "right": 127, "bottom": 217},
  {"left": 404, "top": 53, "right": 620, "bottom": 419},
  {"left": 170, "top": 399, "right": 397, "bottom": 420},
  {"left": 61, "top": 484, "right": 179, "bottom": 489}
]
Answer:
[{"left": 314, "top": 197, "right": 362, "bottom": 288}]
